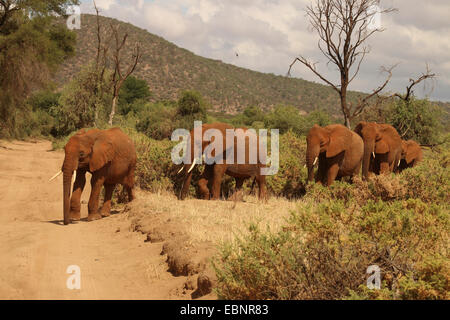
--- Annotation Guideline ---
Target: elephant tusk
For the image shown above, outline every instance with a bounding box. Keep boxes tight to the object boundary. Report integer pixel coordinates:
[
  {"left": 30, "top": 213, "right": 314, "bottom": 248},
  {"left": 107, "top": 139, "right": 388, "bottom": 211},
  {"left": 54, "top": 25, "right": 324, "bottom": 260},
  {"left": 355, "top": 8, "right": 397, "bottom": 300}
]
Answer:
[
  {"left": 177, "top": 166, "right": 184, "bottom": 174},
  {"left": 313, "top": 157, "right": 318, "bottom": 166},
  {"left": 72, "top": 171, "right": 76, "bottom": 184},
  {"left": 187, "top": 158, "right": 197, "bottom": 174},
  {"left": 304, "top": 164, "right": 306, "bottom": 168},
  {"left": 49, "top": 170, "right": 62, "bottom": 182},
  {"left": 372, "top": 152, "right": 376, "bottom": 158},
  {"left": 398, "top": 159, "right": 401, "bottom": 167}
]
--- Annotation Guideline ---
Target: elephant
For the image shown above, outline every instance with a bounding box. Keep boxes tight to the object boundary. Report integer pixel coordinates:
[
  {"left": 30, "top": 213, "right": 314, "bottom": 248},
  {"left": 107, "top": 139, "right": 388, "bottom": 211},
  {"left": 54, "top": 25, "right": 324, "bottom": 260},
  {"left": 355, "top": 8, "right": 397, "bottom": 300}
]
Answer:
[
  {"left": 396, "top": 139, "right": 423, "bottom": 172},
  {"left": 51, "top": 128, "right": 136, "bottom": 225},
  {"left": 354, "top": 122, "right": 402, "bottom": 180},
  {"left": 178, "top": 123, "right": 267, "bottom": 200},
  {"left": 306, "top": 124, "right": 364, "bottom": 186}
]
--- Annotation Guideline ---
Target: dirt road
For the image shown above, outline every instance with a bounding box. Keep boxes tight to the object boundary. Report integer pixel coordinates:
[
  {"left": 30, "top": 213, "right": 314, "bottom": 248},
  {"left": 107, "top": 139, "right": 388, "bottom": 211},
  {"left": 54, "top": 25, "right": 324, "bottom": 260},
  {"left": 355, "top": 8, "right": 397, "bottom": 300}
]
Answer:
[{"left": 0, "top": 140, "right": 188, "bottom": 300}]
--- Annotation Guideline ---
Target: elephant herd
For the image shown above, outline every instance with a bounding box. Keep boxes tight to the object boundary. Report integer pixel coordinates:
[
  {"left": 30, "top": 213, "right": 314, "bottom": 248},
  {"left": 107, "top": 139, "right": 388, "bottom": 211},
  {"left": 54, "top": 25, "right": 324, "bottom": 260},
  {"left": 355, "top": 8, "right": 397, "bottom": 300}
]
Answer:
[
  {"left": 307, "top": 121, "right": 423, "bottom": 186},
  {"left": 52, "top": 122, "right": 422, "bottom": 225}
]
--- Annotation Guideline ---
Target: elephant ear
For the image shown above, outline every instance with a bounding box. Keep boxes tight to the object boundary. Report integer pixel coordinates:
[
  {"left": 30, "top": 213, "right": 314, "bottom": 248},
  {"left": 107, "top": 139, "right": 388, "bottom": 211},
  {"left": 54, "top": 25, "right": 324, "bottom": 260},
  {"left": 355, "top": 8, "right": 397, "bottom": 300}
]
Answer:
[
  {"left": 405, "top": 145, "right": 417, "bottom": 164},
  {"left": 90, "top": 139, "right": 114, "bottom": 172},
  {"left": 326, "top": 128, "right": 350, "bottom": 158}
]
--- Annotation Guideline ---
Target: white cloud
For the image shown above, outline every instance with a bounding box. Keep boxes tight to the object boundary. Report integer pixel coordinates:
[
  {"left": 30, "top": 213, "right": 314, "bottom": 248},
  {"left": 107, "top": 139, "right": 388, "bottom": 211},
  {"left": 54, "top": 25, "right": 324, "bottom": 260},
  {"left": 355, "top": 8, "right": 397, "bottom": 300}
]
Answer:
[
  {"left": 93, "top": 0, "right": 116, "bottom": 10},
  {"left": 80, "top": 0, "right": 450, "bottom": 101}
]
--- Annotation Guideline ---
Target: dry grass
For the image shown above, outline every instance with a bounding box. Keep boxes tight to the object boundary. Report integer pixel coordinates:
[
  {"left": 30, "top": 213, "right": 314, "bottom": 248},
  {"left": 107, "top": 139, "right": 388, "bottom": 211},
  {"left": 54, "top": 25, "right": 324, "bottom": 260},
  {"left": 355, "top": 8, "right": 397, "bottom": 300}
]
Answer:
[{"left": 130, "top": 189, "right": 299, "bottom": 245}]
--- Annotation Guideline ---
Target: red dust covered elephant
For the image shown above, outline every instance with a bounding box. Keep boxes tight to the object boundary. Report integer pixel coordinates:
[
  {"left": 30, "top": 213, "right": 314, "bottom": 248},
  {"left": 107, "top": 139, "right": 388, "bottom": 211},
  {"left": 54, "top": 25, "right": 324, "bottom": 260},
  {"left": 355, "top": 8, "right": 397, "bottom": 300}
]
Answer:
[
  {"left": 50, "top": 128, "right": 136, "bottom": 225},
  {"left": 177, "top": 123, "right": 267, "bottom": 200}
]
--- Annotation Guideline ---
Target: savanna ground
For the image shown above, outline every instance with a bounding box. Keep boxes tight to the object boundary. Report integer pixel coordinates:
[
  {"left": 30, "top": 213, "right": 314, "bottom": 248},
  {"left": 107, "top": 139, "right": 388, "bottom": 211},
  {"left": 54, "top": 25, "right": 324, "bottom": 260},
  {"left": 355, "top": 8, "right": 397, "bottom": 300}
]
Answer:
[{"left": 0, "top": 139, "right": 297, "bottom": 300}]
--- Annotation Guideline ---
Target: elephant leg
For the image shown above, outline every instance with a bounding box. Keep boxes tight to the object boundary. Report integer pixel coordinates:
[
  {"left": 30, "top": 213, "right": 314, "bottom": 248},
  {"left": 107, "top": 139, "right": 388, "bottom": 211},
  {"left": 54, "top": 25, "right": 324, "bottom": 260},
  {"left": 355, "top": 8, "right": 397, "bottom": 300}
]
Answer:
[
  {"left": 198, "top": 165, "right": 214, "bottom": 200},
  {"left": 179, "top": 167, "right": 193, "bottom": 200},
  {"left": 211, "top": 165, "right": 226, "bottom": 200},
  {"left": 380, "top": 161, "right": 390, "bottom": 174},
  {"left": 326, "top": 162, "right": 340, "bottom": 186},
  {"left": 70, "top": 170, "right": 86, "bottom": 221},
  {"left": 230, "top": 177, "right": 245, "bottom": 201},
  {"left": 125, "top": 166, "right": 135, "bottom": 202},
  {"left": 88, "top": 174, "right": 105, "bottom": 222},
  {"left": 235, "top": 177, "right": 245, "bottom": 191},
  {"left": 256, "top": 175, "right": 267, "bottom": 201},
  {"left": 100, "top": 183, "right": 116, "bottom": 217}
]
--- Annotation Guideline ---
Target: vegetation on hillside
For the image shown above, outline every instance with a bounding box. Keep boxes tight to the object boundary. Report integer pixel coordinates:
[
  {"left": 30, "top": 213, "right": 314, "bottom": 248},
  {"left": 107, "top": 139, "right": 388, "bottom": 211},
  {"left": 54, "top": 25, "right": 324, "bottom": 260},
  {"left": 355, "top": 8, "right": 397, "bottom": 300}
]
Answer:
[{"left": 55, "top": 14, "right": 370, "bottom": 116}]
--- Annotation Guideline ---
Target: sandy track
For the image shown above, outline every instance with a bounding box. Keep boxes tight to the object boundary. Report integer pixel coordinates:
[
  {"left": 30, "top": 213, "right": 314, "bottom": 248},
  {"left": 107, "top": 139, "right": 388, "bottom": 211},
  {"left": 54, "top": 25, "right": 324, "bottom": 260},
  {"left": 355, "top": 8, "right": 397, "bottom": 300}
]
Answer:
[{"left": 0, "top": 140, "right": 187, "bottom": 300}]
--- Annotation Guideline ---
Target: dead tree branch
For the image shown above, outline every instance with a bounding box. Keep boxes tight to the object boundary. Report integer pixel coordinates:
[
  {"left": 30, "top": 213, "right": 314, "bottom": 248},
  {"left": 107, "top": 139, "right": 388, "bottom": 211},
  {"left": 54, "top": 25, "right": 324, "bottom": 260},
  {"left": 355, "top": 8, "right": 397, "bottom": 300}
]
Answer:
[{"left": 287, "top": 0, "right": 397, "bottom": 128}]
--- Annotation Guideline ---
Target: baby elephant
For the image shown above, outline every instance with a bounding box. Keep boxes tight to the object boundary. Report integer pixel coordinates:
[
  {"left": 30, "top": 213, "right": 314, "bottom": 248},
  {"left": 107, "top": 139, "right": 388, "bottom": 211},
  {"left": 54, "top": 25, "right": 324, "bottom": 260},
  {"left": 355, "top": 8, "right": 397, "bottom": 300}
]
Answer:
[
  {"left": 306, "top": 124, "right": 364, "bottom": 186},
  {"left": 397, "top": 140, "right": 423, "bottom": 172}
]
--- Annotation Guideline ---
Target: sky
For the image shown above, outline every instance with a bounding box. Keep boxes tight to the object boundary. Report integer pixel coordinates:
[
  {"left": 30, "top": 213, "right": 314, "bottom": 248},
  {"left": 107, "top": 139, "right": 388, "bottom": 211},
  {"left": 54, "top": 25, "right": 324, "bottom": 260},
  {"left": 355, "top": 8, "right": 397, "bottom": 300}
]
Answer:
[{"left": 79, "top": 0, "right": 450, "bottom": 102}]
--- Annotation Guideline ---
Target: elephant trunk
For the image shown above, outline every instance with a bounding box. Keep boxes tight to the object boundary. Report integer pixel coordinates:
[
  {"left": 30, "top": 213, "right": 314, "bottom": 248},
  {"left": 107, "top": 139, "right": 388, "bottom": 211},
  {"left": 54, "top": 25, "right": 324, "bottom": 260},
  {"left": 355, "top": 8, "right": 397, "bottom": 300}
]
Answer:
[
  {"left": 306, "top": 145, "right": 319, "bottom": 182},
  {"left": 179, "top": 164, "right": 193, "bottom": 200},
  {"left": 62, "top": 157, "right": 77, "bottom": 225},
  {"left": 362, "top": 139, "right": 375, "bottom": 180}
]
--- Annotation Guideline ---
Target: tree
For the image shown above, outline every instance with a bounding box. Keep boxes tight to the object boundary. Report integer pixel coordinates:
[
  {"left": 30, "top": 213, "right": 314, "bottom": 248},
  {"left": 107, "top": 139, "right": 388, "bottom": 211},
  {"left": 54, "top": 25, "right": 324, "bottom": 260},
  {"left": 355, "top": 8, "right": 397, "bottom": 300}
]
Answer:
[
  {"left": 52, "top": 64, "right": 111, "bottom": 137},
  {"left": 176, "top": 90, "right": 208, "bottom": 130},
  {"left": 288, "top": 0, "right": 396, "bottom": 128},
  {"left": 387, "top": 98, "right": 443, "bottom": 146},
  {"left": 264, "top": 105, "right": 305, "bottom": 135},
  {"left": 0, "top": 0, "right": 78, "bottom": 136},
  {"left": 118, "top": 76, "right": 151, "bottom": 115},
  {"left": 92, "top": 1, "right": 142, "bottom": 126}
]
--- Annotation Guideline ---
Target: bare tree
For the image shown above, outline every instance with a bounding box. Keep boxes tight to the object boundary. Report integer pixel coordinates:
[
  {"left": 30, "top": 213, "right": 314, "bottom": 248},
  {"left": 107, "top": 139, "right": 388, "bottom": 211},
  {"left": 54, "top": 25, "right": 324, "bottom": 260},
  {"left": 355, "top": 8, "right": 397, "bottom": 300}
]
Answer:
[
  {"left": 92, "top": 0, "right": 141, "bottom": 127},
  {"left": 92, "top": 0, "right": 112, "bottom": 126},
  {"left": 383, "top": 66, "right": 437, "bottom": 138},
  {"left": 392, "top": 66, "right": 436, "bottom": 103},
  {"left": 108, "top": 23, "right": 141, "bottom": 126},
  {"left": 288, "top": 0, "right": 396, "bottom": 128}
]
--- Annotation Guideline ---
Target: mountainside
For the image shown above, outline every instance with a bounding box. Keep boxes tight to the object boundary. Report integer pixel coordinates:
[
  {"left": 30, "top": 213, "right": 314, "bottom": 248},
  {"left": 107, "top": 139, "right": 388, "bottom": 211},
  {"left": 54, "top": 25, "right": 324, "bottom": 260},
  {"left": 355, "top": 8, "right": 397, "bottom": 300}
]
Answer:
[
  {"left": 56, "top": 15, "right": 450, "bottom": 117},
  {"left": 56, "top": 14, "right": 368, "bottom": 115}
]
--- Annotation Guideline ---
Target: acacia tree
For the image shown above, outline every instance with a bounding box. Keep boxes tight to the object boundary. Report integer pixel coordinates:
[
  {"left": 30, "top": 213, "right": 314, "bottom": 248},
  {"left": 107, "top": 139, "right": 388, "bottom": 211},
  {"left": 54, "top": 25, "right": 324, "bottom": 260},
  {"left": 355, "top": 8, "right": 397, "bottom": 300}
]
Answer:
[{"left": 288, "top": 0, "right": 396, "bottom": 128}]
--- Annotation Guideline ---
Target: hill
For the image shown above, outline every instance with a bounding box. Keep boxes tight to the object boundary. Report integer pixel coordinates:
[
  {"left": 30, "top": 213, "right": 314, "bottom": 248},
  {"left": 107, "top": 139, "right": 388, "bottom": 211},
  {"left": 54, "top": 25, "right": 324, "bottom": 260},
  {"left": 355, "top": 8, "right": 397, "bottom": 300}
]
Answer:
[{"left": 55, "top": 14, "right": 367, "bottom": 115}]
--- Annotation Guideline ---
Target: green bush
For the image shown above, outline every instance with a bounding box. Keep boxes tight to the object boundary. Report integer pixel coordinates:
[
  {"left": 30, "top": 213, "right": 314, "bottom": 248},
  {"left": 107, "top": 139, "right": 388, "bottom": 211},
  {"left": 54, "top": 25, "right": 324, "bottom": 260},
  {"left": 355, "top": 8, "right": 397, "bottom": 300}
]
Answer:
[
  {"left": 266, "top": 131, "right": 307, "bottom": 198},
  {"left": 304, "top": 154, "right": 449, "bottom": 206},
  {"left": 118, "top": 76, "right": 152, "bottom": 115},
  {"left": 387, "top": 98, "right": 443, "bottom": 145},
  {"left": 136, "top": 102, "right": 178, "bottom": 140},
  {"left": 213, "top": 199, "right": 449, "bottom": 300}
]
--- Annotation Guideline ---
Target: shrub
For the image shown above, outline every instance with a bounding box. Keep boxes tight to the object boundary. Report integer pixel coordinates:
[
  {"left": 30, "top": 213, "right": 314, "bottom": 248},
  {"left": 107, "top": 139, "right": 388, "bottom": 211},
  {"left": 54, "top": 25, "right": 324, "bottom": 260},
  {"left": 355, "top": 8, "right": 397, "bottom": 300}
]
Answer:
[
  {"left": 118, "top": 76, "right": 151, "bottom": 115},
  {"left": 266, "top": 131, "right": 307, "bottom": 198},
  {"left": 213, "top": 199, "right": 449, "bottom": 300},
  {"left": 136, "top": 102, "right": 178, "bottom": 140},
  {"left": 304, "top": 154, "right": 449, "bottom": 206},
  {"left": 264, "top": 105, "right": 305, "bottom": 135}
]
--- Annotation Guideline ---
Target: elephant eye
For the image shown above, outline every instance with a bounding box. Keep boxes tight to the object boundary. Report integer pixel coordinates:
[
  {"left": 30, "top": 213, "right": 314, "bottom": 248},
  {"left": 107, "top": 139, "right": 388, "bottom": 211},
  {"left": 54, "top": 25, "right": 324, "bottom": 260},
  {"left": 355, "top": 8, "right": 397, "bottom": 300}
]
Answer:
[{"left": 79, "top": 151, "right": 86, "bottom": 158}]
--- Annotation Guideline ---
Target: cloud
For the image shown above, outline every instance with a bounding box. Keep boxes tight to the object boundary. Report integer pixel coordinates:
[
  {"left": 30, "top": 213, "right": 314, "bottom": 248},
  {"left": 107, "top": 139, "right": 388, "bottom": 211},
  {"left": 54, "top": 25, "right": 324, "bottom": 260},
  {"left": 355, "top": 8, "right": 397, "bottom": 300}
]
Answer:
[{"left": 80, "top": 0, "right": 450, "bottom": 101}]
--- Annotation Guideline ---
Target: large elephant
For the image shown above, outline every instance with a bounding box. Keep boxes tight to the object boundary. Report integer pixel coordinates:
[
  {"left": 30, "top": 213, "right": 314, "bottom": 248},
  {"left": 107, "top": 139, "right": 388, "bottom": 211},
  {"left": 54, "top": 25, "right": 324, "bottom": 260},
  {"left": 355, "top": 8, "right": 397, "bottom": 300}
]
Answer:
[
  {"left": 52, "top": 128, "right": 136, "bottom": 225},
  {"left": 397, "top": 139, "right": 423, "bottom": 172},
  {"left": 306, "top": 124, "right": 364, "bottom": 186},
  {"left": 354, "top": 122, "right": 402, "bottom": 180},
  {"left": 178, "top": 123, "right": 267, "bottom": 200}
]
